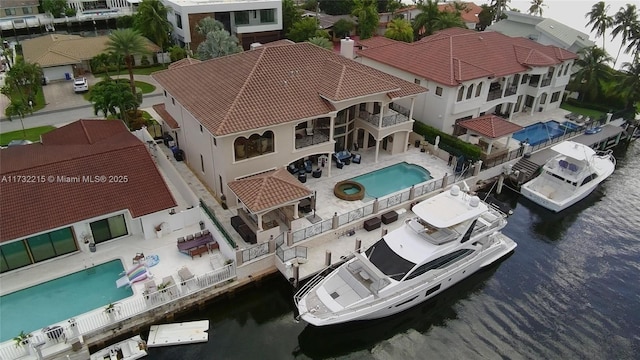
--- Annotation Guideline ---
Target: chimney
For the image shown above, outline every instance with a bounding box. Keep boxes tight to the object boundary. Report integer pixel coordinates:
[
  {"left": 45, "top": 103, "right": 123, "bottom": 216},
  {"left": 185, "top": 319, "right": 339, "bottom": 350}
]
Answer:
[
  {"left": 250, "top": 42, "right": 262, "bottom": 50},
  {"left": 340, "top": 37, "right": 354, "bottom": 59}
]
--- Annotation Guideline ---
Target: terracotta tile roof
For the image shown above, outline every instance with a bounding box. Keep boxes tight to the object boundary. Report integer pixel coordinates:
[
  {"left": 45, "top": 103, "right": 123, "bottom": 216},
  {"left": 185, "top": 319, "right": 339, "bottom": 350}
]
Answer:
[
  {"left": 357, "top": 28, "right": 578, "bottom": 86},
  {"left": 152, "top": 104, "right": 180, "bottom": 129},
  {"left": 0, "top": 120, "right": 177, "bottom": 242},
  {"left": 438, "top": 2, "right": 482, "bottom": 24},
  {"left": 357, "top": 36, "right": 399, "bottom": 49},
  {"left": 458, "top": 115, "right": 523, "bottom": 138},
  {"left": 168, "top": 57, "right": 201, "bottom": 69},
  {"left": 318, "top": 59, "right": 399, "bottom": 101},
  {"left": 22, "top": 35, "right": 160, "bottom": 68},
  {"left": 227, "top": 168, "right": 312, "bottom": 213},
  {"left": 152, "top": 42, "right": 425, "bottom": 136}
]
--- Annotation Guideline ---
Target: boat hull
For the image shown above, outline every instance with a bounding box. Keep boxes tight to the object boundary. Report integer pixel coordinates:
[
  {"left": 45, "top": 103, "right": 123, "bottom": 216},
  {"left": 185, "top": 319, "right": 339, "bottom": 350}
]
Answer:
[
  {"left": 521, "top": 157, "right": 615, "bottom": 213},
  {"left": 297, "top": 235, "right": 516, "bottom": 326}
]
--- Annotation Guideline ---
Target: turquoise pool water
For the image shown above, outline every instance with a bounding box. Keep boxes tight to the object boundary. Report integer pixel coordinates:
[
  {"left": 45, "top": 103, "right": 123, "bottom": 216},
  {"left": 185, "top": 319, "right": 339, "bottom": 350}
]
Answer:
[
  {"left": 350, "top": 162, "right": 431, "bottom": 198},
  {"left": 513, "top": 120, "right": 581, "bottom": 146},
  {"left": 0, "top": 259, "right": 133, "bottom": 341}
]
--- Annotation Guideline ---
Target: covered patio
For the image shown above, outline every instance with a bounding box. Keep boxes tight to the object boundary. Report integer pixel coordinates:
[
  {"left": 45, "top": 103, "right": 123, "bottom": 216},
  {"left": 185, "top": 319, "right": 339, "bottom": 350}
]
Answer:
[
  {"left": 458, "top": 115, "right": 524, "bottom": 162},
  {"left": 227, "top": 168, "right": 314, "bottom": 244}
]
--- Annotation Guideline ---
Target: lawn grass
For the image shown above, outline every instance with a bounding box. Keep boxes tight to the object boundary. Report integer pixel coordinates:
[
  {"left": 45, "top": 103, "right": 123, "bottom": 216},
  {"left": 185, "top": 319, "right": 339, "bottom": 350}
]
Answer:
[
  {"left": 0, "top": 125, "right": 56, "bottom": 145},
  {"left": 5, "top": 87, "right": 46, "bottom": 113},
  {"left": 560, "top": 103, "right": 606, "bottom": 119},
  {"left": 82, "top": 80, "right": 156, "bottom": 101}
]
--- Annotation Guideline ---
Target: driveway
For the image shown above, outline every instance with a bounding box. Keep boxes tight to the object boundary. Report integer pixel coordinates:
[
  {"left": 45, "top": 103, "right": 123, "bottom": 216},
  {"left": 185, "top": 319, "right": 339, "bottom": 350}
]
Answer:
[{"left": 0, "top": 73, "right": 163, "bottom": 123}]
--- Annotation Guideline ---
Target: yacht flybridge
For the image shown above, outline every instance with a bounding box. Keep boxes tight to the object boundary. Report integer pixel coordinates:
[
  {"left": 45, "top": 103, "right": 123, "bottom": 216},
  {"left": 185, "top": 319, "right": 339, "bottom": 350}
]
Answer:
[{"left": 294, "top": 185, "right": 517, "bottom": 326}]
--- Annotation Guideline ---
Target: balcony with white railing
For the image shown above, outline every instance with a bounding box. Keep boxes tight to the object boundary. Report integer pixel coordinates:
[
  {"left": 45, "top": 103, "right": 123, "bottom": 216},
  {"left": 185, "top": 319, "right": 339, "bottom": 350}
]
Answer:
[{"left": 359, "top": 108, "right": 410, "bottom": 128}]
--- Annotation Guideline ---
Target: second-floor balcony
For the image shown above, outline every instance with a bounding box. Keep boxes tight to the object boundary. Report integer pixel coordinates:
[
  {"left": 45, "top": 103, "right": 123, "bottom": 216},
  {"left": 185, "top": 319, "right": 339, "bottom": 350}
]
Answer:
[
  {"left": 540, "top": 78, "right": 552, "bottom": 87},
  {"left": 295, "top": 128, "right": 330, "bottom": 150},
  {"left": 359, "top": 108, "right": 410, "bottom": 128},
  {"left": 504, "top": 85, "right": 517, "bottom": 97},
  {"left": 487, "top": 89, "right": 502, "bottom": 101}
]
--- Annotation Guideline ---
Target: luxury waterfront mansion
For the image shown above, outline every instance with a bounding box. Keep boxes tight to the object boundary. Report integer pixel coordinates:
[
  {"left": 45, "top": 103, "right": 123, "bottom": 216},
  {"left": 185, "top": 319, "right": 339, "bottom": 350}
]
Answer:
[
  {"left": 152, "top": 41, "right": 425, "bottom": 234},
  {"left": 353, "top": 28, "right": 578, "bottom": 135}
]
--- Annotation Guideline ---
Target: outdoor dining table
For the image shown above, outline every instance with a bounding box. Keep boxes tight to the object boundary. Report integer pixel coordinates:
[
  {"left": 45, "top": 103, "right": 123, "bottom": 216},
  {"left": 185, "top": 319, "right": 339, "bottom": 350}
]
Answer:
[{"left": 177, "top": 234, "right": 216, "bottom": 253}]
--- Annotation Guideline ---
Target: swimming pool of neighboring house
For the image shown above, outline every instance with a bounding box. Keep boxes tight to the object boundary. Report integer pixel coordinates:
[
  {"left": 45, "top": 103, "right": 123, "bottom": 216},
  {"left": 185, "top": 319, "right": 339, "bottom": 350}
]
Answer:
[
  {"left": 0, "top": 259, "right": 133, "bottom": 341},
  {"left": 512, "top": 120, "right": 581, "bottom": 146},
  {"left": 349, "top": 162, "right": 432, "bottom": 199}
]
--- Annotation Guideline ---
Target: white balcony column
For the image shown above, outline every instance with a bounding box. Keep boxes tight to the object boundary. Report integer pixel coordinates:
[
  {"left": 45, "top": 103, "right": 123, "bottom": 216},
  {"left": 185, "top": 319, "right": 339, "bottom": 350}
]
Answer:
[
  {"left": 404, "top": 131, "right": 410, "bottom": 152},
  {"left": 293, "top": 204, "right": 299, "bottom": 219},
  {"left": 378, "top": 102, "right": 385, "bottom": 128},
  {"left": 487, "top": 141, "right": 494, "bottom": 154},
  {"left": 327, "top": 152, "right": 332, "bottom": 177},
  {"left": 409, "top": 97, "right": 415, "bottom": 120},
  {"left": 530, "top": 96, "right": 538, "bottom": 115},
  {"left": 501, "top": 76, "right": 508, "bottom": 97},
  {"left": 257, "top": 213, "right": 263, "bottom": 231},
  {"left": 375, "top": 138, "right": 381, "bottom": 162},
  {"left": 329, "top": 115, "right": 336, "bottom": 140}
]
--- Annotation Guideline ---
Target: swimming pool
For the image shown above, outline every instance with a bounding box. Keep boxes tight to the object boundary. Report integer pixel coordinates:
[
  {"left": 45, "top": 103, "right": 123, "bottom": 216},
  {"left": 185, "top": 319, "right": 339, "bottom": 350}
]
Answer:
[
  {"left": 512, "top": 120, "right": 580, "bottom": 146},
  {"left": 350, "top": 162, "right": 431, "bottom": 199},
  {"left": 0, "top": 259, "right": 133, "bottom": 341}
]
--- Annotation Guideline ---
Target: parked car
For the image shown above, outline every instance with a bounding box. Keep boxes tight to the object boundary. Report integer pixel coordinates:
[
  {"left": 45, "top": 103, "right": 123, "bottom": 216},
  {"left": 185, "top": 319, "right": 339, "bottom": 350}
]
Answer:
[{"left": 73, "top": 77, "right": 88, "bottom": 93}]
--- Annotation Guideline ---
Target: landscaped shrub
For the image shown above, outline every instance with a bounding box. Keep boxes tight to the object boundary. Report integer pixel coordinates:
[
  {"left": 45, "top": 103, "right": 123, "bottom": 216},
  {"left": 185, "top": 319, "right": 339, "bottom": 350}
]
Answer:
[
  {"left": 413, "top": 122, "right": 481, "bottom": 161},
  {"left": 564, "top": 98, "right": 614, "bottom": 113}
]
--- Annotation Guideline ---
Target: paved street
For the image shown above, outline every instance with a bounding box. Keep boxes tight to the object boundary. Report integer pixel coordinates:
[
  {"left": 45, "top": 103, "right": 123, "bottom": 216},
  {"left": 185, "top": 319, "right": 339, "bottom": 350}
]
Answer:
[{"left": 0, "top": 74, "right": 164, "bottom": 133}]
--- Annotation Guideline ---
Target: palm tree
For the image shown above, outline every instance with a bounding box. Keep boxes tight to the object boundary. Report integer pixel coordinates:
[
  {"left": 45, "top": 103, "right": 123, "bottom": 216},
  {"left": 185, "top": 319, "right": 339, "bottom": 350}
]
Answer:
[
  {"left": 491, "top": 0, "right": 511, "bottom": 22},
  {"left": 615, "top": 60, "right": 640, "bottom": 109},
  {"left": 105, "top": 29, "right": 149, "bottom": 96},
  {"left": 307, "top": 37, "right": 333, "bottom": 50},
  {"left": 432, "top": 11, "right": 465, "bottom": 32},
  {"left": 351, "top": 0, "right": 379, "bottom": 40},
  {"left": 570, "top": 46, "right": 613, "bottom": 102},
  {"left": 134, "top": 0, "right": 172, "bottom": 63},
  {"left": 611, "top": 4, "right": 639, "bottom": 67},
  {"left": 412, "top": 0, "right": 440, "bottom": 39},
  {"left": 586, "top": 1, "right": 613, "bottom": 51},
  {"left": 528, "top": 0, "right": 546, "bottom": 17},
  {"left": 4, "top": 100, "right": 30, "bottom": 138},
  {"left": 385, "top": 18, "right": 413, "bottom": 43}
]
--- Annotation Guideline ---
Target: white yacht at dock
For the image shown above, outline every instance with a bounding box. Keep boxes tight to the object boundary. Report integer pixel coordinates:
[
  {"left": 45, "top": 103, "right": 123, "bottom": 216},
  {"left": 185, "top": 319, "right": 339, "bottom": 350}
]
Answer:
[
  {"left": 294, "top": 185, "right": 517, "bottom": 326},
  {"left": 520, "top": 141, "right": 616, "bottom": 212}
]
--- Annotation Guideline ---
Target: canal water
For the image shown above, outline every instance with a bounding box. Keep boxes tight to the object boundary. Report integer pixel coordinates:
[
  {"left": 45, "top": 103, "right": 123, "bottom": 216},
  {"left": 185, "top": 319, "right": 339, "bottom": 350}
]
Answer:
[{"left": 148, "top": 142, "right": 640, "bottom": 360}]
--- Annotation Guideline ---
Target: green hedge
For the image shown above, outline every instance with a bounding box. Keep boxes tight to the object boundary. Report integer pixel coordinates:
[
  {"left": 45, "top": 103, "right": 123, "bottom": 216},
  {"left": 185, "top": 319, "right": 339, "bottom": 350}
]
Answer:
[
  {"left": 564, "top": 98, "right": 615, "bottom": 113},
  {"left": 413, "top": 122, "right": 481, "bottom": 161}
]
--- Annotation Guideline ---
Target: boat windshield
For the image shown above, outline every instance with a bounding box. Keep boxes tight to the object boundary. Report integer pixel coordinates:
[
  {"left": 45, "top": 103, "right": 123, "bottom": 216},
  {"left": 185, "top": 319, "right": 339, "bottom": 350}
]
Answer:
[{"left": 365, "top": 239, "right": 415, "bottom": 281}]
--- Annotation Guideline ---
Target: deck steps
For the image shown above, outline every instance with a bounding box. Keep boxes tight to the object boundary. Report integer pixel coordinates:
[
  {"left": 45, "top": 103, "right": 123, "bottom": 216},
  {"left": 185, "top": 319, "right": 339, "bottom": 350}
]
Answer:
[{"left": 510, "top": 158, "right": 541, "bottom": 185}]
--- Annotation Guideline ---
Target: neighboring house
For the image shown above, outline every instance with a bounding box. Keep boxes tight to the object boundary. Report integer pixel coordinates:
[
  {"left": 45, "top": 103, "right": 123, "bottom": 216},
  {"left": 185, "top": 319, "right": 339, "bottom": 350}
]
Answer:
[
  {"left": 437, "top": 1, "right": 482, "bottom": 30},
  {"left": 21, "top": 34, "right": 160, "bottom": 81},
  {"left": 487, "top": 11, "right": 595, "bottom": 54},
  {"left": 355, "top": 28, "right": 577, "bottom": 135},
  {"left": 160, "top": 0, "right": 283, "bottom": 50},
  {"left": 393, "top": 1, "right": 481, "bottom": 30},
  {"left": 302, "top": 10, "right": 356, "bottom": 41},
  {"left": 0, "top": 120, "right": 177, "bottom": 274},
  {"left": 1, "top": 0, "right": 39, "bottom": 18},
  {"left": 151, "top": 41, "right": 425, "bottom": 238}
]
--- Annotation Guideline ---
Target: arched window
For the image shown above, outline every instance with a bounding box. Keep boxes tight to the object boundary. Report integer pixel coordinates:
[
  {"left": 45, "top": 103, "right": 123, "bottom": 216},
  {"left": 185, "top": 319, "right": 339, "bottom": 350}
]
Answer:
[
  {"left": 234, "top": 131, "right": 275, "bottom": 161},
  {"left": 564, "top": 63, "right": 570, "bottom": 75},
  {"left": 475, "top": 82, "right": 483, "bottom": 97},
  {"left": 457, "top": 86, "right": 465, "bottom": 102},
  {"left": 466, "top": 84, "right": 474, "bottom": 100},
  {"left": 540, "top": 93, "right": 547, "bottom": 104}
]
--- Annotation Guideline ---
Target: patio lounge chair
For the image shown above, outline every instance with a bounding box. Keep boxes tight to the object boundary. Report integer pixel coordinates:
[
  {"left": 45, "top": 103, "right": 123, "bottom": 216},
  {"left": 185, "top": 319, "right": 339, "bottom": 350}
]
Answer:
[
  {"left": 186, "top": 234, "right": 194, "bottom": 241},
  {"left": 143, "top": 280, "right": 157, "bottom": 295},
  {"left": 178, "top": 266, "right": 195, "bottom": 284},
  {"left": 304, "top": 159, "right": 313, "bottom": 173},
  {"left": 352, "top": 154, "right": 361, "bottom": 164}
]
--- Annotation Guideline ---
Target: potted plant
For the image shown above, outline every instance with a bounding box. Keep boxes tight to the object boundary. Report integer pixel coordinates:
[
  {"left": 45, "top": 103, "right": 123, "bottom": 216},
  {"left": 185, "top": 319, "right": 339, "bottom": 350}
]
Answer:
[
  {"left": 13, "top": 331, "right": 31, "bottom": 347},
  {"left": 154, "top": 223, "right": 164, "bottom": 238},
  {"left": 104, "top": 302, "right": 120, "bottom": 320}
]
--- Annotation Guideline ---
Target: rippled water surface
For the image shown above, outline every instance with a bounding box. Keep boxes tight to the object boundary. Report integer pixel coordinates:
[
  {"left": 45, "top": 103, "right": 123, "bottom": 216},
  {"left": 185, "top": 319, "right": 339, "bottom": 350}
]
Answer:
[{"left": 149, "top": 142, "right": 640, "bottom": 360}]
